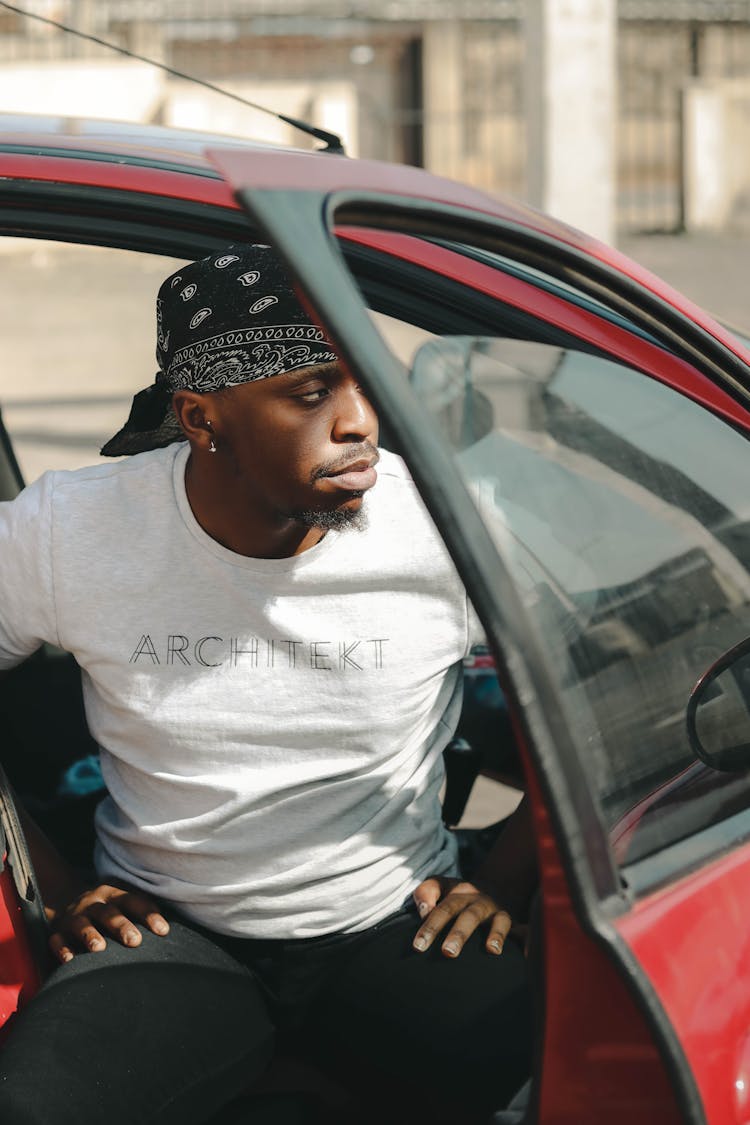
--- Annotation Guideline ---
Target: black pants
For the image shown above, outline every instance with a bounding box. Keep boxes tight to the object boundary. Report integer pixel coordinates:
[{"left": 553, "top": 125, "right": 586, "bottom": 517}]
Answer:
[{"left": 0, "top": 903, "right": 532, "bottom": 1125}]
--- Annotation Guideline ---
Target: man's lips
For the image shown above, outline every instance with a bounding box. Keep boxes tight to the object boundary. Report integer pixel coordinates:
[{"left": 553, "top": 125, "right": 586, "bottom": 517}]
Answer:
[{"left": 321, "top": 458, "right": 378, "bottom": 492}]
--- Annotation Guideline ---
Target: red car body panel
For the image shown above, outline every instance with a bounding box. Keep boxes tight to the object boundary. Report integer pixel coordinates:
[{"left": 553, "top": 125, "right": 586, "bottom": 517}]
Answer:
[
  {"left": 0, "top": 853, "right": 41, "bottom": 1039},
  {"left": 525, "top": 768, "right": 685, "bottom": 1124},
  {"left": 0, "top": 151, "right": 240, "bottom": 209},
  {"left": 616, "top": 844, "right": 750, "bottom": 1123}
]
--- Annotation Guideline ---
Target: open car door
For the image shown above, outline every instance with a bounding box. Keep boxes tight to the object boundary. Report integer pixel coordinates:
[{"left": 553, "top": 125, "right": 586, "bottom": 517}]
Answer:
[
  {"left": 0, "top": 763, "right": 47, "bottom": 1036},
  {"left": 207, "top": 146, "right": 750, "bottom": 1125}
]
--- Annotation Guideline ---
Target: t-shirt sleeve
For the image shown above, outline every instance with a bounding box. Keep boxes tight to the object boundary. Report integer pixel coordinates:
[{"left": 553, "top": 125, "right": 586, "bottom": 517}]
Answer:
[{"left": 0, "top": 473, "right": 60, "bottom": 668}]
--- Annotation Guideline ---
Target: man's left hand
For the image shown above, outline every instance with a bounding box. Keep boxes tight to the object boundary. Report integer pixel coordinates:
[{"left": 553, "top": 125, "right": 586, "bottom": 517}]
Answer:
[{"left": 412, "top": 876, "right": 512, "bottom": 958}]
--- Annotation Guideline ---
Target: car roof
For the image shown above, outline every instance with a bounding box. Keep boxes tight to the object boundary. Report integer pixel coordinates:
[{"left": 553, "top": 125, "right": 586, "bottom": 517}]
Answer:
[
  {"left": 0, "top": 111, "right": 600, "bottom": 240},
  {"left": 0, "top": 111, "right": 298, "bottom": 173},
  {"left": 0, "top": 111, "right": 291, "bottom": 152}
]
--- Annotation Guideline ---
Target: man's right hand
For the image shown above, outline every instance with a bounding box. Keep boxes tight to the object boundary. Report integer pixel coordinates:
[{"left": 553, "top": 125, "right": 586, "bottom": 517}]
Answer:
[
  {"left": 11, "top": 788, "right": 169, "bottom": 963},
  {"left": 47, "top": 884, "right": 170, "bottom": 963}
]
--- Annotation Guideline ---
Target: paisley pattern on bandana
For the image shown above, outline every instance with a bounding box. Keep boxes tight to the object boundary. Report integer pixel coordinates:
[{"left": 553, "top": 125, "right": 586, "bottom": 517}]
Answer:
[
  {"left": 170, "top": 338, "right": 337, "bottom": 392},
  {"left": 156, "top": 245, "right": 337, "bottom": 393}
]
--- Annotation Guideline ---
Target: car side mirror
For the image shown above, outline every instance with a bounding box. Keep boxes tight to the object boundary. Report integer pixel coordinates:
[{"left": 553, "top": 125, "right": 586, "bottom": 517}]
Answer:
[{"left": 687, "top": 637, "right": 750, "bottom": 772}]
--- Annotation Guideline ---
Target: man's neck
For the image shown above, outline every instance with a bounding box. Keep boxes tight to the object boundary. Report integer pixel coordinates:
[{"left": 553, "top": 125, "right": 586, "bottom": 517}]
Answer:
[{"left": 183, "top": 454, "right": 324, "bottom": 559}]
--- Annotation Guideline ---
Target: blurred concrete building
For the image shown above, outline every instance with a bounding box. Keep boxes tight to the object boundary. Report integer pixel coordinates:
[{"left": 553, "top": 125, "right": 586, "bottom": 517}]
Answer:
[{"left": 1, "top": 1, "right": 750, "bottom": 235}]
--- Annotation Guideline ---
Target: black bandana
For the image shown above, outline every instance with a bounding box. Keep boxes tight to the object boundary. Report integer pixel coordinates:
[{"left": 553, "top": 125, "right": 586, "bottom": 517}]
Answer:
[{"left": 101, "top": 244, "right": 338, "bottom": 456}]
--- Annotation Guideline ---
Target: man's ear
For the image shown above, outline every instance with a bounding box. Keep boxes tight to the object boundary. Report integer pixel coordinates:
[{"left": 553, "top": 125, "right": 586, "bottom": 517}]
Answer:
[{"left": 172, "top": 390, "right": 214, "bottom": 451}]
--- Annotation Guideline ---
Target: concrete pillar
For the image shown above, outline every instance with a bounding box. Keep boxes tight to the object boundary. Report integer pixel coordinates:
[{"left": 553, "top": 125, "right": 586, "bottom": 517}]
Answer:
[
  {"left": 72, "top": 0, "right": 98, "bottom": 55},
  {"left": 422, "top": 20, "right": 464, "bottom": 181},
  {"left": 683, "top": 82, "right": 729, "bottom": 231},
  {"left": 128, "top": 20, "right": 167, "bottom": 66},
  {"left": 524, "top": 0, "right": 617, "bottom": 245},
  {"left": 683, "top": 77, "right": 750, "bottom": 232}
]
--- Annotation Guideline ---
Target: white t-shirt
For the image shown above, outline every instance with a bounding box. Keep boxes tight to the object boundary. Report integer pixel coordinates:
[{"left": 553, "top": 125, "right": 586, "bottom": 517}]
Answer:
[{"left": 0, "top": 444, "right": 480, "bottom": 937}]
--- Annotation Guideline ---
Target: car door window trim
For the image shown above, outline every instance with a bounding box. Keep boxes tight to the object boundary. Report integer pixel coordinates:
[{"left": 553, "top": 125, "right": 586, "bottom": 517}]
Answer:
[{"left": 331, "top": 193, "right": 750, "bottom": 412}]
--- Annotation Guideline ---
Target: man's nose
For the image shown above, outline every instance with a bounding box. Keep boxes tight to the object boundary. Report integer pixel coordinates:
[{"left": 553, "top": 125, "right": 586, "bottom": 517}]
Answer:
[{"left": 332, "top": 380, "right": 378, "bottom": 442}]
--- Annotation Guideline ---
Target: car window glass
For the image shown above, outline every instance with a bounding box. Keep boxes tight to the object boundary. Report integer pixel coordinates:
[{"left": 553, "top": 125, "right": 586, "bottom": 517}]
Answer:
[
  {"left": 409, "top": 334, "right": 750, "bottom": 875},
  {"left": 0, "top": 239, "right": 186, "bottom": 482},
  {"left": 369, "top": 311, "right": 435, "bottom": 367}
]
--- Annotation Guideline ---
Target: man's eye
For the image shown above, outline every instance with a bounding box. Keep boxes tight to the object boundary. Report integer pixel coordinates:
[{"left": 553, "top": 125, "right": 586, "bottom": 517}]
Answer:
[{"left": 296, "top": 387, "right": 329, "bottom": 403}]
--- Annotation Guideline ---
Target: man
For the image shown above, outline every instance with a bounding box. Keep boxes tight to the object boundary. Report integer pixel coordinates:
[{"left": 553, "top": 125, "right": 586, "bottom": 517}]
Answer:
[{"left": 0, "top": 244, "right": 535, "bottom": 1125}]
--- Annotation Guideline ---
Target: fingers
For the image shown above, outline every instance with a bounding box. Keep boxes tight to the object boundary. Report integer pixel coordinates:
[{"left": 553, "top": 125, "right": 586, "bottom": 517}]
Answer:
[
  {"left": 412, "top": 876, "right": 447, "bottom": 921},
  {"left": 486, "top": 910, "right": 513, "bottom": 956},
  {"left": 413, "top": 881, "right": 494, "bottom": 957},
  {"left": 122, "top": 892, "right": 170, "bottom": 937},
  {"left": 412, "top": 880, "right": 514, "bottom": 960},
  {"left": 48, "top": 930, "right": 80, "bottom": 964},
  {"left": 142, "top": 907, "right": 170, "bottom": 936},
  {"left": 96, "top": 901, "right": 143, "bottom": 947},
  {"left": 48, "top": 910, "right": 109, "bottom": 962},
  {"left": 47, "top": 886, "right": 169, "bottom": 963}
]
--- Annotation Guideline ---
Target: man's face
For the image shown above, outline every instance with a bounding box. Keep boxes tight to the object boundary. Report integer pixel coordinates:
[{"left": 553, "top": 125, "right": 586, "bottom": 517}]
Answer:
[{"left": 207, "top": 363, "right": 380, "bottom": 529}]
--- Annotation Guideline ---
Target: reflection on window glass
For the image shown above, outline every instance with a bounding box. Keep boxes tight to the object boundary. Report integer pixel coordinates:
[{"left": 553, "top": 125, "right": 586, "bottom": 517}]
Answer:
[
  {"left": 369, "top": 311, "right": 435, "bottom": 367},
  {"left": 411, "top": 335, "right": 750, "bottom": 869}
]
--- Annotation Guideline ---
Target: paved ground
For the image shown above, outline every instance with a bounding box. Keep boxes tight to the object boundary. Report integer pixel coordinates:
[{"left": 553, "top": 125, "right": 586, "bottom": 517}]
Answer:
[{"left": 3, "top": 230, "right": 749, "bottom": 827}]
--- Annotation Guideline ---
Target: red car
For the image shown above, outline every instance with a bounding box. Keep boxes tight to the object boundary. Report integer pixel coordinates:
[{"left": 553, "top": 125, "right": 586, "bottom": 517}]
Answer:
[{"left": 1, "top": 113, "right": 750, "bottom": 1124}]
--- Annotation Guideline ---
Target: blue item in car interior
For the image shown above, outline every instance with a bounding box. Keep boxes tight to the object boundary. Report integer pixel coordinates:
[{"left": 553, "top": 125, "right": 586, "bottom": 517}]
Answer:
[
  {"left": 57, "top": 755, "right": 105, "bottom": 798},
  {"left": 466, "top": 672, "right": 507, "bottom": 710}
]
